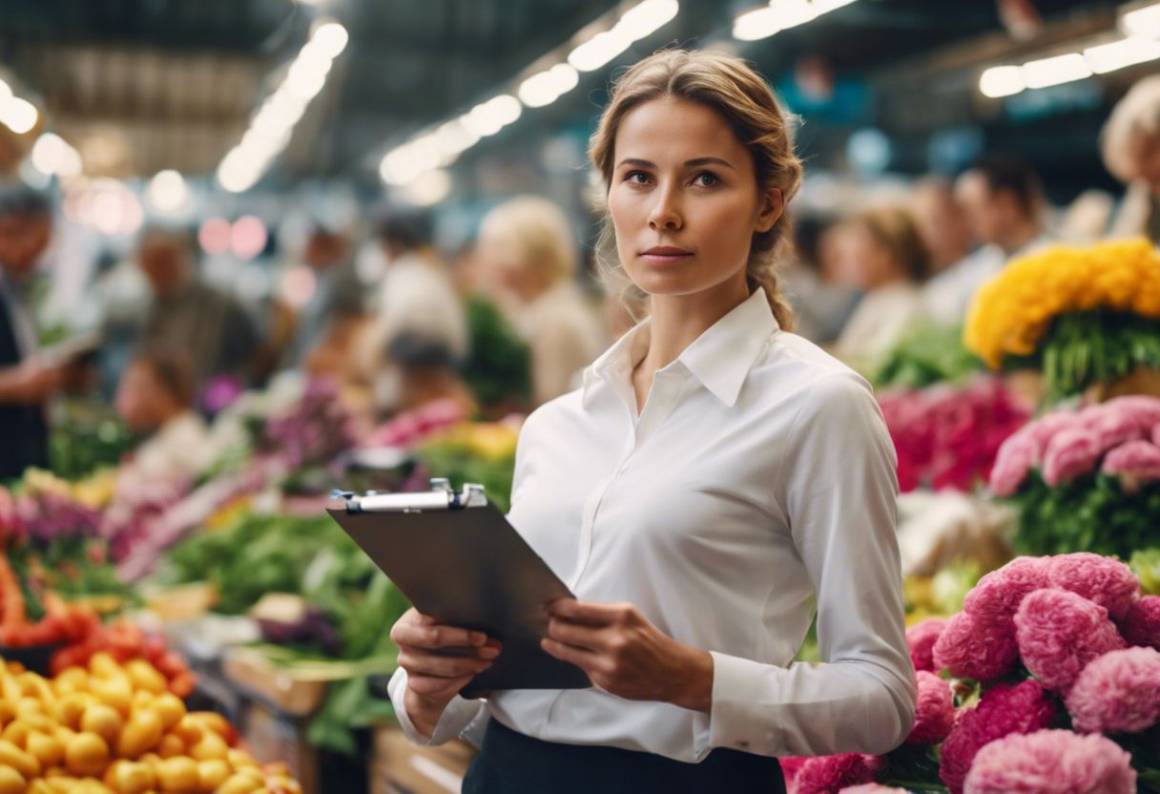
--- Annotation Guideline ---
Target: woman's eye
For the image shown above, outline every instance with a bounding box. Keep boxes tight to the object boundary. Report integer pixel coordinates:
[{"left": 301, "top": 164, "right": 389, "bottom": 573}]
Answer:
[
  {"left": 693, "top": 171, "right": 719, "bottom": 187},
  {"left": 625, "top": 171, "right": 651, "bottom": 185}
]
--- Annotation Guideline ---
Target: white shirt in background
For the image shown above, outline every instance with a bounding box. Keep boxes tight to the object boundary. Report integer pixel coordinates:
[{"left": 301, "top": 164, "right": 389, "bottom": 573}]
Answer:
[
  {"left": 388, "top": 288, "right": 915, "bottom": 762},
  {"left": 922, "top": 233, "right": 1055, "bottom": 326},
  {"left": 833, "top": 281, "right": 928, "bottom": 368},
  {"left": 514, "top": 282, "right": 605, "bottom": 406}
]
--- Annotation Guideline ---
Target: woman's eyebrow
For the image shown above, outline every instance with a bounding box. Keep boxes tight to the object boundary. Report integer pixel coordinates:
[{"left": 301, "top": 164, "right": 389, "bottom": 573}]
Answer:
[{"left": 615, "top": 156, "right": 736, "bottom": 170}]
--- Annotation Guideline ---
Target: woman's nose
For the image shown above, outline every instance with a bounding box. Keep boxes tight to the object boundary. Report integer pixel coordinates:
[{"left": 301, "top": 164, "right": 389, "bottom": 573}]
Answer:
[{"left": 647, "top": 186, "right": 683, "bottom": 231}]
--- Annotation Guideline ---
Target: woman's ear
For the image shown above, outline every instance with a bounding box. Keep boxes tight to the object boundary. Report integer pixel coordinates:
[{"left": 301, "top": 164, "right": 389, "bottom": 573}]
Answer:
[{"left": 755, "top": 187, "right": 784, "bottom": 234}]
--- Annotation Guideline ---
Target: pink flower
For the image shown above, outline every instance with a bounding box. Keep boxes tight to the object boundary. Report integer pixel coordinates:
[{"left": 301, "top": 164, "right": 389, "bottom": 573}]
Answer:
[
  {"left": 1019, "top": 410, "right": 1080, "bottom": 459},
  {"left": 907, "top": 671, "right": 954, "bottom": 745},
  {"left": 963, "top": 729, "right": 1136, "bottom": 794},
  {"left": 1118, "top": 595, "right": 1160, "bottom": 650},
  {"left": 1046, "top": 553, "right": 1140, "bottom": 620},
  {"left": 938, "top": 680, "right": 1057, "bottom": 794},
  {"left": 1065, "top": 647, "right": 1160, "bottom": 733},
  {"left": 1100, "top": 395, "right": 1160, "bottom": 432},
  {"left": 789, "top": 754, "right": 882, "bottom": 794},
  {"left": 963, "top": 556, "right": 1050, "bottom": 627},
  {"left": 1015, "top": 588, "right": 1126, "bottom": 693},
  {"left": 1153, "top": 422, "right": 1160, "bottom": 447},
  {"left": 1101, "top": 439, "right": 1160, "bottom": 482},
  {"left": 906, "top": 618, "right": 946, "bottom": 672},
  {"left": 989, "top": 433, "right": 1037, "bottom": 496},
  {"left": 1042, "top": 428, "right": 1101, "bottom": 486},
  {"left": 933, "top": 611, "right": 1019, "bottom": 682},
  {"left": 1080, "top": 403, "right": 1143, "bottom": 453}
]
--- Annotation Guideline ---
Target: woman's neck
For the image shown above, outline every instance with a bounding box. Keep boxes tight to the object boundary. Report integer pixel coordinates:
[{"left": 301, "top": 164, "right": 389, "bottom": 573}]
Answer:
[{"left": 632, "top": 273, "right": 750, "bottom": 411}]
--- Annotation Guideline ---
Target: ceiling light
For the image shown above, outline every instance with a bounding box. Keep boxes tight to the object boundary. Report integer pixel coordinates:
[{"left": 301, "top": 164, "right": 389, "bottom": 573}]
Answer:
[
  {"left": 147, "top": 169, "right": 191, "bottom": 214},
  {"left": 979, "top": 65, "right": 1026, "bottom": 98},
  {"left": 30, "top": 133, "right": 82, "bottom": 177},
  {"left": 1121, "top": 2, "right": 1160, "bottom": 38},
  {"left": 616, "top": 0, "right": 679, "bottom": 41},
  {"left": 1, "top": 97, "right": 38, "bottom": 134},
  {"left": 733, "top": 6, "right": 784, "bottom": 41},
  {"left": 311, "top": 22, "right": 349, "bottom": 59},
  {"left": 1021, "top": 52, "right": 1091, "bottom": 89},
  {"left": 1084, "top": 36, "right": 1160, "bottom": 74}
]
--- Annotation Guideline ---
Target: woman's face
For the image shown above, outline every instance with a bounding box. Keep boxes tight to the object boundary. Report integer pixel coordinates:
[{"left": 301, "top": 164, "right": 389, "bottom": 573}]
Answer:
[
  {"left": 607, "top": 96, "right": 781, "bottom": 300},
  {"left": 829, "top": 223, "right": 902, "bottom": 291}
]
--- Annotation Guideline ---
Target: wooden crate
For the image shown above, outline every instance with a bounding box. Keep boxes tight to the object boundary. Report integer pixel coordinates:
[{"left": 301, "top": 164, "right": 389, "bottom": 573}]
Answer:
[{"left": 370, "top": 726, "right": 476, "bottom": 794}]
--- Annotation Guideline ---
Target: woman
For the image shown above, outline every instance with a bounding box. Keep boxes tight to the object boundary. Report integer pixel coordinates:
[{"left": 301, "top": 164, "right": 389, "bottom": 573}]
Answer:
[
  {"left": 830, "top": 205, "right": 932, "bottom": 369},
  {"left": 476, "top": 196, "right": 606, "bottom": 406},
  {"left": 1103, "top": 75, "right": 1160, "bottom": 244},
  {"left": 387, "top": 50, "right": 915, "bottom": 793}
]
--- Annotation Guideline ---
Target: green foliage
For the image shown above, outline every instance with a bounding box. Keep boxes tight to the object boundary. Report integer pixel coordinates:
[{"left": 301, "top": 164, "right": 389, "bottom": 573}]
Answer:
[
  {"left": 1131, "top": 548, "right": 1160, "bottom": 596},
  {"left": 460, "top": 297, "right": 531, "bottom": 411},
  {"left": 1006, "top": 473, "right": 1160, "bottom": 558},
  {"left": 49, "top": 401, "right": 136, "bottom": 480},
  {"left": 417, "top": 444, "right": 516, "bottom": 514},
  {"left": 873, "top": 324, "right": 984, "bottom": 390},
  {"left": 1028, "top": 310, "right": 1160, "bottom": 403}
]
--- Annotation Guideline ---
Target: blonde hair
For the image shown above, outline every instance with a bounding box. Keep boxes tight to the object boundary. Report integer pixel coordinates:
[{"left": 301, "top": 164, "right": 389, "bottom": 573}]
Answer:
[
  {"left": 480, "top": 195, "right": 578, "bottom": 286},
  {"left": 588, "top": 49, "right": 803, "bottom": 330},
  {"left": 1102, "top": 75, "right": 1160, "bottom": 183},
  {"left": 848, "top": 205, "right": 933, "bottom": 283}
]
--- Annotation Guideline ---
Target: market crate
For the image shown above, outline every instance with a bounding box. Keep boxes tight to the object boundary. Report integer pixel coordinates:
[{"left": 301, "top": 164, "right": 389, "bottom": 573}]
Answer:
[{"left": 370, "top": 726, "right": 475, "bottom": 794}]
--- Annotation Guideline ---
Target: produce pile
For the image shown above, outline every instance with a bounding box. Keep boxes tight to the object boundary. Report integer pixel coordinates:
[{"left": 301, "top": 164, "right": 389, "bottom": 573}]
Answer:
[
  {"left": 783, "top": 552, "right": 1160, "bottom": 794},
  {"left": 0, "top": 652, "right": 299, "bottom": 793},
  {"left": 989, "top": 395, "right": 1160, "bottom": 557},
  {"left": 873, "top": 324, "right": 984, "bottom": 391}
]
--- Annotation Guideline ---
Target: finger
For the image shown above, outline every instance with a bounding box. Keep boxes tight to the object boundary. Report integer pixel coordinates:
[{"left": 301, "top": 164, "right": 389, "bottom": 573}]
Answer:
[
  {"left": 541, "top": 638, "right": 601, "bottom": 671},
  {"left": 546, "top": 618, "right": 603, "bottom": 652},
  {"left": 407, "top": 673, "right": 474, "bottom": 698},
  {"left": 548, "top": 599, "right": 624, "bottom": 626},
  {"left": 398, "top": 650, "right": 496, "bottom": 679},
  {"left": 395, "top": 622, "right": 489, "bottom": 649}
]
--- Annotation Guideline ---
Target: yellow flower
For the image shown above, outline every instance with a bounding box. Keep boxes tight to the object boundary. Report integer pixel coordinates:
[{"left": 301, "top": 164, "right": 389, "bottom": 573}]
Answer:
[{"left": 964, "top": 239, "right": 1160, "bottom": 367}]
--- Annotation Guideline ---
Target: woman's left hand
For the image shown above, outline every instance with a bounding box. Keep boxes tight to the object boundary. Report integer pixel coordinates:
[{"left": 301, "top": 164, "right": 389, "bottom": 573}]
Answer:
[{"left": 541, "top": 599, "right": 713, "bottom": 713}]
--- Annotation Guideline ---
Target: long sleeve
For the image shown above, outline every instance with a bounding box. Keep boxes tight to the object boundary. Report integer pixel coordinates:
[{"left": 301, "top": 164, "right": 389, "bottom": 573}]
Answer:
[
  {"left": 703, "top": 372, "right": 916, "bottom": 759},
  {"left": 386, "top": 667, "right": 485, "bottom": 746}
]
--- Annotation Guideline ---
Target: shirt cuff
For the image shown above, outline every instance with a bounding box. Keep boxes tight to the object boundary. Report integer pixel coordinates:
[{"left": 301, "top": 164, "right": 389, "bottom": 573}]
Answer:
[
  {"left": 386, "top": 667, "right": 484, "bottom": 746},
  {"left": 703, "top": 651, "right": 784, "bottom": 758}
]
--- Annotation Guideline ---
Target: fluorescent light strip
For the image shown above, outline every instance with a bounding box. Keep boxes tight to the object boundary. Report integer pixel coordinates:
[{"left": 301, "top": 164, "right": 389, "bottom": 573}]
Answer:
[
  {"left": 1121, "top": 2, "right": 1160, "bottom": 38},
  {"left": 733, "top": 0, "right": 857, "bottom": 42}
]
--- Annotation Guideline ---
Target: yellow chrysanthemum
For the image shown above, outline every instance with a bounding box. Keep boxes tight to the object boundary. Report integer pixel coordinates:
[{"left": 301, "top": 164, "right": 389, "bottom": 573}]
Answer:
[{"left": 964, "top": 239, "right": 1160, "bottom": 368}]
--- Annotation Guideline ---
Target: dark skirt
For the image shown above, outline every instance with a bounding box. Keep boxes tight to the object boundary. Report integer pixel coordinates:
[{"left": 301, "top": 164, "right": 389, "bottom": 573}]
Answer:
[{"left": 462, "top": 719, "right": 786, "bottom": 794}]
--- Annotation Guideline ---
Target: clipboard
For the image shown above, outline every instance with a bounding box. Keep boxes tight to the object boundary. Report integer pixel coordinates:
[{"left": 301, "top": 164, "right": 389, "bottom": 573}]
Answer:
[{"left": 326, "top": 480, "right": 590, "bottom": 697}]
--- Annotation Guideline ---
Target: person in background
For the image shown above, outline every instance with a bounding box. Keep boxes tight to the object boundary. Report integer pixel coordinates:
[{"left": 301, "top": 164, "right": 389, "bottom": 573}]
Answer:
[
  {"left": 955, "top": 156, "right": 1053, "bottom": 261},
  {"left": 475, "top": 196, "right": 605, "bottom": 405},
  {"left": 362, "top": 207, "right": 467, "bottom": 415},
  {"left": 114, "top": 348, "right": 210, "bottom": 482},
  {"left": 1103, "top": 74, "right": 1160, "bottom": 244},
  {"left": 385, "top": 332, "right": 477, "bottom": 417},
  {"left": 780, "top": 214, "right": 860, "bottom": 344},
  {"left": 136, "top": 226, "right": 259, "bottom": 397},
  {"left": 831, "top": 205, "right": 932, "bottom": 369},
  {"left": 283, "top": 222, "right": 365, "bottom": 368},
  {"left": 0, "top": 185, "right": 64, "bottom": 479},
  {"left": 912, "top": 176, "right": 994, "bottom": 324}
]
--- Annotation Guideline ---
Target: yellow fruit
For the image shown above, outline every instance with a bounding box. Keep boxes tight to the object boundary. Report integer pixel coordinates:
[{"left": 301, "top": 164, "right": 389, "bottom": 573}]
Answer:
[
  {"left": 151, "top": 694, "right": 185, "bottom": 731},
  {"left": 196, "top": 758, "right": 230, "bottom": 788},
  {"left": 82, "top": 703, "right": 125, "bottom": 746},
  {"left": 116, "top": 710, "right": 163, "bottom": 758},
  {"left": 0, "top": 765, "right": 26, "bottom": 794},
  {"left": 19, "top": 709, "right": 54, "bottom": 734},
  {"left": 0, "top": 736, "right": 41, "bottom": 777},
  {"left": 226, "top": 749, "right": 259, "bottom": 771},
  {"left": 17, "top": 672, "right": 53, "bottom": 702},
  {"left": 55, "top": 693, "right": 95, "bottom": 730},
  {"left": 190, "top": 731, "right": 227, "bottom": 761},
  {"left": 27, "top": 730, "right": 65, "bottom": 769},
  {"left": 172, "top": 715, "right": 204, "bottom": 746},
  {"left": 89, "top": 653, "right": 121, "bottom": 679},
  {"left": 156, "top": 756, "right": 197, "bottom": 791},
  {"left": 156, "top": 734, "right": 184, "bottom": 759},
  {"left": 2, "top": 718, "right": 30, "bottom": 747},
  {"left": 90, "top": 676, "right": 133, "bottom": 716},
  {"left": 266, "top": 775, "right": 302, "bottom": 794},
  {"left": 124, "top": 661, "right": 167, "bottom": 695},
  {"left": 131, "top": 690, "right": 154, "bottom": 713},
  {"left": 27, "top": 780, "right": 56, "bottom": 794},
  {"left": 216, "top": 772, "right": 262, "bottom": 794},
  {"left": 66, "top": 731, "right": 111, "bottom": 777},
  {"left": 103, "top": 759, "right": 156, "bottom": 794},
  {"left": 0, "top": 698, "right": 14, "bottom": 727},
  {"left": 54, "top": 667, "right": 89, "bottom": 695}
]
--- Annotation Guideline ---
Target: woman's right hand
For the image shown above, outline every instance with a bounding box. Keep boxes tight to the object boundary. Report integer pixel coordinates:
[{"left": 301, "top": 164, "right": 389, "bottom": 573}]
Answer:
[{"left": 390, "top": 608, "right": 502, "bottom": 737}]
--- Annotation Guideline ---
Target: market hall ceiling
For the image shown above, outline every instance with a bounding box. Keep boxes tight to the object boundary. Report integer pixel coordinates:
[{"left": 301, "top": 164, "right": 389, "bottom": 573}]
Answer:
[{"left": 0, "top": 0, "right": 1128, "bottom": 181}]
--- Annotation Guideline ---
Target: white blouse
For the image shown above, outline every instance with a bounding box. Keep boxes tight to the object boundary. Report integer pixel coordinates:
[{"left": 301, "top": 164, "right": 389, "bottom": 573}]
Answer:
[{"left": 388, "top": 289, "right": 915, "bottom": 762}]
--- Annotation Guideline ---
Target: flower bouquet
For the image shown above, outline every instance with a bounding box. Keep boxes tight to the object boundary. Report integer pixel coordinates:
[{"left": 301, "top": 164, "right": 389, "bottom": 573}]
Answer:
[
  {"left": 989, "top": 395, "right": 1160, "bottom": 557},
  {"left": 878, "top": 377, "right": 1031, "bottom": 494},
  {"left": 783, "top": 552, "right": 1160, "bottom": 794},
  {"left": 964, "top": 238, "right": 1160, "bottom": 403}
]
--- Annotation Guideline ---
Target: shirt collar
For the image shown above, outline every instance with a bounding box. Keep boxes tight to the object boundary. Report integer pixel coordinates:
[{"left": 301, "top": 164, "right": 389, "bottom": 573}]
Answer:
[{"left": 582, "top": 289, "right": 779, "bottom": 409}]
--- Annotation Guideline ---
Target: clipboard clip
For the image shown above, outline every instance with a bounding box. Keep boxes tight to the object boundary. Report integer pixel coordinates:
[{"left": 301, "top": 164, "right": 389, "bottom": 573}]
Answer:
[{"left": 332, "top": 480, "right": 489, "bottom": 513}]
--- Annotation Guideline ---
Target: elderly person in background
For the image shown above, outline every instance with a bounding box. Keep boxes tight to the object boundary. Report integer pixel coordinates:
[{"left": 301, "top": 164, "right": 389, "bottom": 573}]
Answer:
[
  {"left": 1103, "top": 75, "right": 1160, "bottom": 244},
  {"left": 136, "top": 226, "right": 259, "bottom": 395},
  {"left": 475, "top": 196, "right": 605, "bottom": 405}
]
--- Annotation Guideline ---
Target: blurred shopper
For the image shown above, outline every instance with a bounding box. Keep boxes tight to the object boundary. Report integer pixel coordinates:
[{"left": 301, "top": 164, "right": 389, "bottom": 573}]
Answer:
[
  {"left": 831, "top": 206, "right": 932, "bottom": 368},
  {"left": 114, "top": 349, "right": 210, "bottom": 481},
  {"left": 913, "top": 176, "right": 993, "bottom": 324},
  {"left": 386, "top": 332, "right": 477, "bottom": 417},
  {"left": 283, "top": 222, "right": 365, "bottom": 367},
  {"left": 363, "top": 207, "right": 467, "bottom": 413},
  {"left": 136, "top": 226, "right": 259, "bottom": 395},
  {"left": 1103, "top": 75, "right": 1160, "bottom": 244},
  {"left": 955, "top": 155, "right": 1053, "bottom": 259},
  {"left": 780, "top": 214, "right": 860, "bottom": 344},
  {"left": 476, "top": 196, "right": 604, "bottom": 405},
  {"left": 0, "top": 185, "right": 63, "bottom": 479}
]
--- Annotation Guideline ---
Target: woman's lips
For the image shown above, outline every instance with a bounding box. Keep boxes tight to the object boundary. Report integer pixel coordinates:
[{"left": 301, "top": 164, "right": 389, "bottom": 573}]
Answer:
[{"left": 639, "top": 246, "right": 693, "bottom": 266}]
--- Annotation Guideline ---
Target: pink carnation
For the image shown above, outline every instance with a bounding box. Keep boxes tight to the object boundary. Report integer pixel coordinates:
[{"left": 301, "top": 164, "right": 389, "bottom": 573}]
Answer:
[
  {"left": 963, "top": 556, "right": 1050, "bottom": 627},
  {"left": 1019, "top": 411, "right": 1079, "bottom": 459},
  {"left": 906, "top": 618, "right": 946, "bottom": 672},
  {"left": 1101, "top": 439, "right": 1160, "bottom": 482},
  {"left": 1100, "top": 395, "right": 1160, "bottom": 432},
  {"left": 1042, "top": 428, "right": 1101, "bottom": 486},
  {"left": 963, "top": 729, "right": 1136, "bottom": 794},
  {"left": 789, "top": 754, "right": 882, "bottom": 794},
  {"left": 907, "top": 671, "right": 954, "bottom": 745},
  {"left": 1154, "top": 422, "right": 1160, "bottom": 447},
  {"left": 1046, "top": 553, "right": 1140, "bottom": 619},
  {"left": 839, "top": 786, "right": 907, "bottom": 794},
  {"left": 1015, "top": 588, "right": 1126, "bottom": 693},
  {"left": 1065, "top": 647, "right": 1160, "bottom": 733},
  {"left": 1118, "top": 595, "right": 1160, "bottom": 650},
  {"left": 932, "top": 611, "right": 1019, "bottom": 681},
  {"left": 938, "top": 680, "right": 1057, "bottom": 794},
  {"left": 1080, "top": 403, "right": 1143, "bottom": 453},
  {"left": 989, "top": 433, "right": 1037, "bottom": 496}
]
